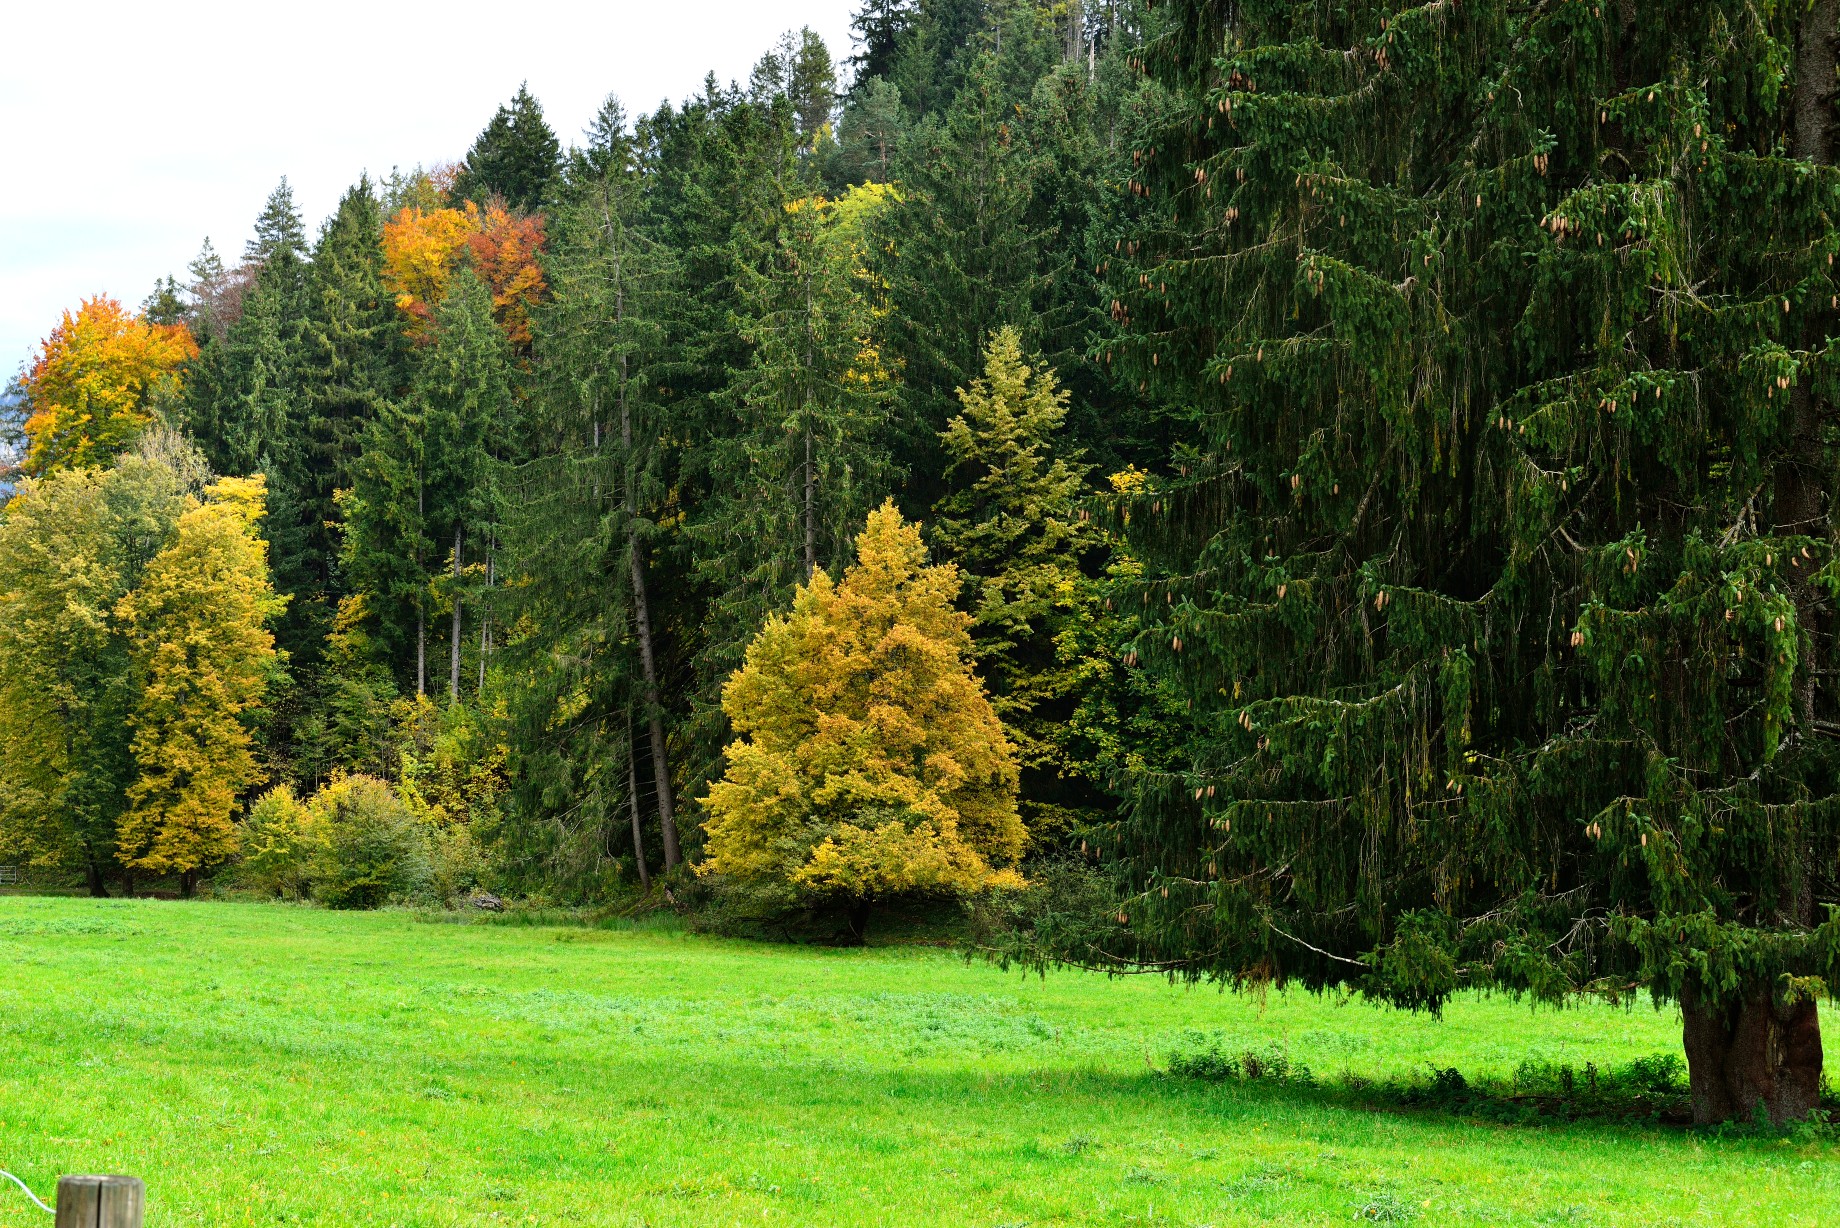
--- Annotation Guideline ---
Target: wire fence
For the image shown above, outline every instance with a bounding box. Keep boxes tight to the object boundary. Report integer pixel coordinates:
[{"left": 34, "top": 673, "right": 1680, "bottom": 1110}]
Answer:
[{"left": 0, "top": 1170, "right": 53, "bottom": 1214}]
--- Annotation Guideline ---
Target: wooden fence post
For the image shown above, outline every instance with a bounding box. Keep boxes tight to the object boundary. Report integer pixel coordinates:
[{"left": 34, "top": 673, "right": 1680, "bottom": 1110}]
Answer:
[{"left": 54, "top": 1176, "right": 143, "bottom": 1228}]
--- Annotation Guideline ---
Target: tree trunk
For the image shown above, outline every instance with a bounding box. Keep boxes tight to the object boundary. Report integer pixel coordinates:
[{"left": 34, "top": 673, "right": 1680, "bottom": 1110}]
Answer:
[
  {"left": 179, "top": 871, "right": 195, "bottom": 900},
  {"left": 1781, "top": 0, "right": 1839, "bottom": 730},
  {"left": 478, "top": 539, "right": 493, "bottom": 693},
  {"left": 618, "top": 292, "right": 681, "bottom": 870},
  {"left": 804, "top": 427, "right": 816, "bottom": 580},
  {"left": 450, "top": 526, "right": 463, "bottom": 704},
  {"left": 416, "top": 609, "right": 426, "bottom": 697},
  {"left": 1682, "top": 982, "right": 1824, "bottom": 1125},
  {"left": 629, "top": 545, "right": 680, "bottom": 869},
  {"left": 86, "top": 860, "right": 109, "bottom": 899},
  {"left": 843, "top": 899, "right": 872, "bottom": 947},
  {"left": 627, "top": 711, "right": 651, "bottom": 892}
]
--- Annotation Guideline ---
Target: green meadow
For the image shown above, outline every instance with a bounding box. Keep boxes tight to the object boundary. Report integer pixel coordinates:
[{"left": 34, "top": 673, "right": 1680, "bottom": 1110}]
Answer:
[{"left": 0, "top": 895, "right": 1834, "bottom": 1226}]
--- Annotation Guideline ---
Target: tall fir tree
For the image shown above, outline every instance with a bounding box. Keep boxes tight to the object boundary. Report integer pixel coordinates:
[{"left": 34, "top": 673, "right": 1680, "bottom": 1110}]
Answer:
[
  {"left": 879, "top": 50, "right": 1057, "bottom": 492},
  {"left": 292, "top": 178, "right": 407, "bottom": 666},
  {"left": 453, "top": 84, "right": 561, "bottom": 212},
  {"left": 933, "top": 326, "right": 1103, "bottom": 841},
  {"left": 848, "top": 0, "right": 918, "bottom": 92},
  {"left": 499, "top": 98, "right": 685, "bottom": 881},
  {"left": 1103, "top": 0, "right": 1840, "bottom": 1125},
  {"left": 343, "top": 270, "right": 510, "bottom": 700}
]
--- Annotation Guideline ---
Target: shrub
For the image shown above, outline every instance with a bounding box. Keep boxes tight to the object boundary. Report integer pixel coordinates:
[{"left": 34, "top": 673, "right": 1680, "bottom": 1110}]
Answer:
[
  {"left": 309, "top": 775, "right": 431, "bottom": 909},
  {"left": 237, "top": 784, "right": 321, "bottom": 899}
]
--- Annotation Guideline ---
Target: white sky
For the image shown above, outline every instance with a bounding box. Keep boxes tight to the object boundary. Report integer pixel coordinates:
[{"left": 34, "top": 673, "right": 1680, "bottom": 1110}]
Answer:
[{"left": 0, "top": 0, "right": 860, "bottom": 378}]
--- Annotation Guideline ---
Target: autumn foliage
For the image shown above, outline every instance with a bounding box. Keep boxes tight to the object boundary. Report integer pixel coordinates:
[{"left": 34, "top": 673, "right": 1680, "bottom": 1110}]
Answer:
[
  {"left": 699, "top": 503, "right": 1025, "bottom": 919},
  {"left": 116, "top": 475, "right": 283, "bottom": 881},
  {"left": 21, "top": 296, "right": 198, "bottom": 475},
  {"left": 381, "top": 200, "right": 546, "bottom": 345}
]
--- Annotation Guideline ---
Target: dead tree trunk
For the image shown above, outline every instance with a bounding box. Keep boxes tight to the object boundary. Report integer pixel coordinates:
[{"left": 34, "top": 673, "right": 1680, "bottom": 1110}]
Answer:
[{"left": 1682, "top": 982, "right": 1824, "bottom": 1126}]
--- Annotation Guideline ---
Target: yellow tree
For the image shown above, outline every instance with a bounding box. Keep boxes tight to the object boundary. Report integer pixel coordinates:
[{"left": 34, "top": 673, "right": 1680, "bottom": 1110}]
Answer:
[
  {"left": 115, "top": 476, "right": 284, "bottom": 893},
  {"left": 21, "top": 296, "right": 198, "bottom": 475},
  {"left": 700, "top": 501, "right": 1024, "bottom": 940}
]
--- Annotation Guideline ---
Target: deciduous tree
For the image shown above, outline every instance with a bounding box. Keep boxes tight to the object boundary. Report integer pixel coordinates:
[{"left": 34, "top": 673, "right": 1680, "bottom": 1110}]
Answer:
[
  {"left": 20, "top": 297, "right": 198, "bottom": 475},
  {"left": 116, "top": 476, "right": 283, "bottom": 893},
  {"left": 700, "top": 502, "right": 1024, "bottom": 939}
]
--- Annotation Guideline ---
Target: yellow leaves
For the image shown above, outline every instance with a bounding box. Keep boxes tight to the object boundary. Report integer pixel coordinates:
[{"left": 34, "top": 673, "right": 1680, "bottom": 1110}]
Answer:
[
  {"left": 115, "top": 476, "right": 281, "bottom": 874},
  {"left": 699, "top": 502, "right": 1023, "bottom": 903},
  {"left": 21, "top": 296, "right": 197, "bottom": 475}
]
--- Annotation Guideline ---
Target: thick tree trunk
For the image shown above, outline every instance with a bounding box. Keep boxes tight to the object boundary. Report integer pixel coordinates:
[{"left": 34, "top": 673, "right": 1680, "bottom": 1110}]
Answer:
[
  {"left": 1681, "top": 983, "right": 1824, "bottom": 1126},
  {"left": 450, "top": 527, "right": 463, "bottom": 704},
  {"left": 843, "top": 900, "right": 872, "bottom": 947},
  {"left": 627, "top": 712, "right": 651, "bottom": 892},
  {"left": 86, "top": 860, "right": 109, "bottom": 899},
  {"left": 1782, "top": 0, "right": 1839, "bottom": 730},
  {"left": 179, "top": 871, "right": 196, "bottom": 900}
]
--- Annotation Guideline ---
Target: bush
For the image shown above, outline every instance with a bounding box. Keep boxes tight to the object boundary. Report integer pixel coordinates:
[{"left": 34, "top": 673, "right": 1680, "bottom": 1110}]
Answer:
[
  {"left": 309, "top": 775, "right": 431, "bottom": 909},
  {"left": 237, "top": 784, "right": 321, "bottom": 899}
]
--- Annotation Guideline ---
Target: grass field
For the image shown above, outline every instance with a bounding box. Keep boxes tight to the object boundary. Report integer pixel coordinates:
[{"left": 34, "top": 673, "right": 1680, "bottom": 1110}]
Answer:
[{"left": 0, "top": 896, "right": 1835, "bottom": 1226}]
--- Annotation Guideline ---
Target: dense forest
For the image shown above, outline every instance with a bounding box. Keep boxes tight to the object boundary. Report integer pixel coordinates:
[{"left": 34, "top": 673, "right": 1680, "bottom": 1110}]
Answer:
[{"left": 6, "top": 0, "right": 1840, "bottom": 1126}]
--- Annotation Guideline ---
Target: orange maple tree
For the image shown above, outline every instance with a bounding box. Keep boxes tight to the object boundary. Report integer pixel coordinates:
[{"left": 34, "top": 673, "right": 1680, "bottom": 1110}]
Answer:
[
  {"left": 381, "top": 200, "right": 545, "bottom": 346},
  {"left": 21, "top": 296, "right": 199, "bottom": 475}
]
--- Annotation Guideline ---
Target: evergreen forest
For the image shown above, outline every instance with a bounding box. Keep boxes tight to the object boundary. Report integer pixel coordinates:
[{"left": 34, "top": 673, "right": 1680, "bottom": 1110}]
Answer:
[{"left": 7, "top": 0, "right": 1840, "bottom": 1130}]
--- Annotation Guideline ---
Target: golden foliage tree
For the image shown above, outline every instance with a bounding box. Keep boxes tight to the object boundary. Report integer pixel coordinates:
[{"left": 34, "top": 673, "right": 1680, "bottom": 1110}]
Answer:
[
  {"left": 115, "top": 475, "right": 283, "bottom": 892},
  {"left": 700, "top": 502, "right": 1024, "bottom": 935},
  {"left": 0, "top": 439, "right": 206, "bottom": 894},
  {"left": 21, "top": 296, "right": 198, "bottom": 475},
  {"left": 381, "top": 201, "right": 546, "bottom": 345}
]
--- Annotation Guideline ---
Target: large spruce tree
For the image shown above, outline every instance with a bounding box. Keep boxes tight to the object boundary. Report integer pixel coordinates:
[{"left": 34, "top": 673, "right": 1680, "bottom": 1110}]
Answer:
[
  {"left": 1104, "top": 1, "right": 1840, "bottom": 1124},
  {"left": 453, "top": 84, "right": 561, "bottom": 212}
]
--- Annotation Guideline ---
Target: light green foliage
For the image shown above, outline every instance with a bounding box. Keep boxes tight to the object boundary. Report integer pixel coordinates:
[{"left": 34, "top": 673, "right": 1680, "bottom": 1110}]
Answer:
[
  {"left": 934, "top": 326, "right": 1106, "bottom": 840},
  {"left": 0, "top": 898, "right": 1833, "bottom": 1225},
  {"left": 236, "top": 784, "right": 317, "bottom": 898},
  {"left": 305, "top": 773, "right": 431, "bottom": 909}
]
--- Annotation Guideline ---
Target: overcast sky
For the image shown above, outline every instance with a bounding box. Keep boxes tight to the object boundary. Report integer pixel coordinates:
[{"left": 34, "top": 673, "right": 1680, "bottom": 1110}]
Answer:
[{"left": 0, "top": 0, "right": 860, "bottom": 378}]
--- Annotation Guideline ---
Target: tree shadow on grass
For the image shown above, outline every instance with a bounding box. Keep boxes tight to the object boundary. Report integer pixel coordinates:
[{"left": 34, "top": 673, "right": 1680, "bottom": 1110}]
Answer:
[{"left": 1154, "top": 1036, "right": 1840, "bottom": 1136}]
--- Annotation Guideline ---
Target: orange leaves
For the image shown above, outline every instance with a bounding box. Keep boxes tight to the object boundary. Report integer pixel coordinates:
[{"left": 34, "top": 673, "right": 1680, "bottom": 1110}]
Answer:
[
  {"left": 22, "top": 296, "right": 198, "bottom": 476},
  {"left": 466, "top": 205, "right": 546, "bottom": 347},
  {"left": 381, "top": 200, "right": 546, "bottom": 346}
]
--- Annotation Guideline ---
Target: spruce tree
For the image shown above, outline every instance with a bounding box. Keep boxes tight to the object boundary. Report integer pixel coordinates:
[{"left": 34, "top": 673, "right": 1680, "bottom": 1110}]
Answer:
[
  {"left": 646, "top": 80, "right": 803, "bottom": 780},
  {"left": 934, "top": 326, "right": 1103, "bottom": 840},
  {"left": 499, "top": 104, "right": 685, "bottom": 879},
  {"left": 295, "top": 178, "right": 407, "bottom": 663},
  {"left": 1105, "top": 0, "right": 1840, "bottom": 1124},
  {"left": 245, "top": 177, "right": 308, "bottom": 267},
  {"left": 848, "top": 0, "right": 917, "bottom": 91},
  {"left": 835, "top": 77, "right": 908, "bottom": 185},
  {"left": 453, "top": 84, "right": 561, "bottom": 212},
  {"left": 341, "top": 272, "right": 508, "bottom": 700},
  {"left": 880, "top": 51, "right": 1056, "bottom": 484}
]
